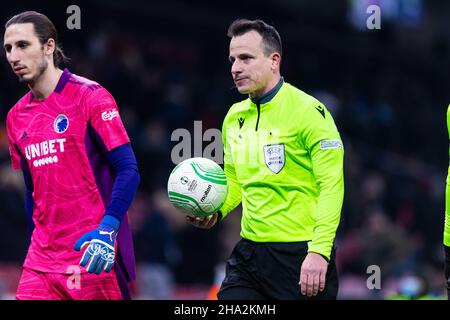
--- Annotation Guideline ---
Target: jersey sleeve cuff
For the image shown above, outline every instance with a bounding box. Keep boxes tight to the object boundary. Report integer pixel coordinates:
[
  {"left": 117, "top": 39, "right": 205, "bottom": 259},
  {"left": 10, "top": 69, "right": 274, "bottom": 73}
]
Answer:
[
  {"left": 444, "top": 232, "right": 450, "bottom": 247},
  {"left": 307, "top": 244, "right": 331, "bottom": 261}
]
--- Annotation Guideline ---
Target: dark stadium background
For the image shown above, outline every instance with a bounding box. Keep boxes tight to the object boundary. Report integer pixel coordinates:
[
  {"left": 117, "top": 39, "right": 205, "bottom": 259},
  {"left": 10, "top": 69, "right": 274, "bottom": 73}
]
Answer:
[{"left": 0, "top": 0, "right": 449, "bottom": 299}]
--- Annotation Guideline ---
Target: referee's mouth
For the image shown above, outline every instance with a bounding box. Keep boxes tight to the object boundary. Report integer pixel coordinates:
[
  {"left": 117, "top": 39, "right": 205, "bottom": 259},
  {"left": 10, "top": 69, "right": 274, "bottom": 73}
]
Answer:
[{"left": 234, "top": 77, "right": 249, "bottom": 84}]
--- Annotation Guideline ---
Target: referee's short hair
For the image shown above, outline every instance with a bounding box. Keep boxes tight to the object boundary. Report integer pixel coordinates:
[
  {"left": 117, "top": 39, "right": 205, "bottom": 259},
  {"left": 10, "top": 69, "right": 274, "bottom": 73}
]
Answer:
[{"left": 227, "top": 19, "right": 282, "bottom": 57}]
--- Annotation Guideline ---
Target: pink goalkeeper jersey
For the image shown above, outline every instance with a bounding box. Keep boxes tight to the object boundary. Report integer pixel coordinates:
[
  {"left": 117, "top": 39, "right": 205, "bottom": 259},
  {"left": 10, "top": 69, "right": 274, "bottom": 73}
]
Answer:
[{"left": 6, "top": 69, "right": 136, "bottom": 279}]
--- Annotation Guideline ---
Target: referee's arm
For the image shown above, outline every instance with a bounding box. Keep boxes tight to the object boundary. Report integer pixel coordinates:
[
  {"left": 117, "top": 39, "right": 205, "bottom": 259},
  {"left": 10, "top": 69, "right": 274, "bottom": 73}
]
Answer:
[{"left": 301, "top": 102, "right": 344, "bottom": 260}]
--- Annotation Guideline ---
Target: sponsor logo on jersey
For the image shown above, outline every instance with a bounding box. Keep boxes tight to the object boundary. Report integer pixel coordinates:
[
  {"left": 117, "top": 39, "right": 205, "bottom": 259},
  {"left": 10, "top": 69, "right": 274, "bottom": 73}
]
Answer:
[
  {"left": 54, "top": 114, "right": 69, "bottom": 133},
  {"left": 20, "top": 131, "right": 28, "bottom": 141},
  {"left": 102, "top": 109, "right": 119, "bottom": 121},
  {"left": 263, "top": 144, "right": 285, "bottom": 174},
  {"left": 320, "top": 140, "right": 343, "bottom": 150},
  {"left": 24, "top": 138, "right": 66, "bottom": 167},
  {"left": 315, "top": 105, "right": 325, "bottom": 118},
  {"left": 238, "top": 117, "right": 245, "bottom": 129}
]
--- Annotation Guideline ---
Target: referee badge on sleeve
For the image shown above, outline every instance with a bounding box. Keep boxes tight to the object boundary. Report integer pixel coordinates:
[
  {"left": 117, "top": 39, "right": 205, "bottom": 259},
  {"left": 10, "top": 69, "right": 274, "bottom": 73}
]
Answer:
[
  {"left": 320, "top": 140, "right": 343, "bottom": 150},
  {"left": 264, "top": 144, "right": 285, "bottom": 174}
]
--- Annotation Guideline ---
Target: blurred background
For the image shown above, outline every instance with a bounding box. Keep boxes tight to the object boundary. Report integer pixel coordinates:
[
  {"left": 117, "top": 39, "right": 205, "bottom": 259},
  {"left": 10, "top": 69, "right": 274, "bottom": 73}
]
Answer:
[{"left": 0, "top": 0, "right": 449, "bottom": 299}]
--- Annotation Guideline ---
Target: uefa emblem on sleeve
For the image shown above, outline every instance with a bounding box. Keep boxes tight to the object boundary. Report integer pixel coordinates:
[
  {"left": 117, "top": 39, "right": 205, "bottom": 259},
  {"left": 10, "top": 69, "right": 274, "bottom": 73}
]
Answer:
[{"left": 54, "top": 114, "right": 69, "bottom": 134}]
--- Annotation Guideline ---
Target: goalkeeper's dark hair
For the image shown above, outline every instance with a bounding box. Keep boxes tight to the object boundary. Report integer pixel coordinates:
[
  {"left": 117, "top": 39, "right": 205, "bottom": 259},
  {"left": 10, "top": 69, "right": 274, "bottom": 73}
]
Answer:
[
  {"left": 5, "top": 11, "right": 69, "bottom": 67},
  {"left": 227, "top": 18, "right": 282, "bottom": 57}
]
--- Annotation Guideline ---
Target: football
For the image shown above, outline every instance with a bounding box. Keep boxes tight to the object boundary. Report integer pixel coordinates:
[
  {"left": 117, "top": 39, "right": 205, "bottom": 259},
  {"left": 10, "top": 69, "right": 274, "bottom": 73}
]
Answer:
[{"left": 167, "top": 157, "right": 228, "bottom": 217}]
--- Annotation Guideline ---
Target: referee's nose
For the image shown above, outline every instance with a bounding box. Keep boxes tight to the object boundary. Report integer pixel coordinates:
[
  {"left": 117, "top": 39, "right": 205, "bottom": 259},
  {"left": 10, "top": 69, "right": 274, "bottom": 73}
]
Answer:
[{"left": 231, "top": 60, "right": 243, "bottom": 77}]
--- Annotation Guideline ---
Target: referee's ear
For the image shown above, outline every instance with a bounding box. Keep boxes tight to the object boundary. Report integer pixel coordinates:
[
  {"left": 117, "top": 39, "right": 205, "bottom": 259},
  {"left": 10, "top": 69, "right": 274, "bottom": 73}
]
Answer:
[{"left": 270, "top": 52, "right": 281, "bottom": 72}]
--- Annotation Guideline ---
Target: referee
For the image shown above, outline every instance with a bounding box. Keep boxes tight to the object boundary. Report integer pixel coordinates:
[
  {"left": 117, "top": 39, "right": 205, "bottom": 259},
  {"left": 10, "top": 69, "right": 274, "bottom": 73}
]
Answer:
[{"left": 187, "top": 18, "right": 344, "bottom": 300}]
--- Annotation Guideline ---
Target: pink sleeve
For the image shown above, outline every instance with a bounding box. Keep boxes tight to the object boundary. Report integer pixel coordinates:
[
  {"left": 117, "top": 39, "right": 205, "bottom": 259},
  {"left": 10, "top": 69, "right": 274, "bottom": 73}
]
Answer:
[
  {"left": 85, "top": 88, "right": 130, "bottom": 152},
  {"left": 6, "top": 112, "right": 22, "bottom": 170}
]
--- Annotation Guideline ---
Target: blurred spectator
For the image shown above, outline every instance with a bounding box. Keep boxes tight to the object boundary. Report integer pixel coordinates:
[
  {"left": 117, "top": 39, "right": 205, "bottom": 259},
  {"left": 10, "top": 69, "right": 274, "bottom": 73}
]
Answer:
[{"left": 134, "top": 190, "right": 181, "bottom": 299}]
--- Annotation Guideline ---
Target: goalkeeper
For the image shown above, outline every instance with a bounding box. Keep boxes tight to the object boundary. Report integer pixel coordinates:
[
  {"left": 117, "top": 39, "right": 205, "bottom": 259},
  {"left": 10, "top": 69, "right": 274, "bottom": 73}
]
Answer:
[
  {"left": 187, "top": 19, "right": 344, "bottom": 300},
  {"left": 5, "top": 11, "right": 140, "bottom": 300}
]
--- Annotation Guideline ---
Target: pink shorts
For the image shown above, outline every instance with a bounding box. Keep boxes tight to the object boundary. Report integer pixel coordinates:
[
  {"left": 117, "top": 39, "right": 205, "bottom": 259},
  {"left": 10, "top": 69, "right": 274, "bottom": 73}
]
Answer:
[{"left": 16, "top": 267, "right": 123, "bottom": 300}]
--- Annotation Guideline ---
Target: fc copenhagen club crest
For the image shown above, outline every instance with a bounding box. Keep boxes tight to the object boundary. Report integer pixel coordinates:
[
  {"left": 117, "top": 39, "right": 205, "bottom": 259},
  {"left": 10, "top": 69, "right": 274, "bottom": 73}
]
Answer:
[
  {"left": 263, "top": 144, "right": 285, "bottom": 174},
  {"left": 54, "top": 114, "right": 69, "bottom": 134}
]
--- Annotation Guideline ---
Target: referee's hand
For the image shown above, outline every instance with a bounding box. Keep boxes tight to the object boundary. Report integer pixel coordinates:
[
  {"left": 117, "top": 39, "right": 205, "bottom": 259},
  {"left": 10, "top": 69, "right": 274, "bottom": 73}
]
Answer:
[
  {"left": 186, "top": 213, "right": 218, "bottom": 229},
  {"left": 299, "top": 252, "right": 328, "bottom": 297}
]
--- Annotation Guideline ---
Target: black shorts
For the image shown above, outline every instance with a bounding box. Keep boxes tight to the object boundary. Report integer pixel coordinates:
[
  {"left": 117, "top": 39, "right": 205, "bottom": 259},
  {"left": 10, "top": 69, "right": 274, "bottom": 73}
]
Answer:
[{"left": 218, "top": 238, "right": 338, "bottom": 300}]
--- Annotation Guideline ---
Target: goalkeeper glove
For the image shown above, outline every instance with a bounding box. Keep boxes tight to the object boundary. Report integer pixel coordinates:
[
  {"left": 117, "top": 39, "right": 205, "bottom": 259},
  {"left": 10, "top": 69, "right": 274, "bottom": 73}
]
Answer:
[
  {"left": 445, "top": 245, "right": 450, "bottom": 300},
  {"left": 73, "top": 215, "right": 120, "bottom": 275}
]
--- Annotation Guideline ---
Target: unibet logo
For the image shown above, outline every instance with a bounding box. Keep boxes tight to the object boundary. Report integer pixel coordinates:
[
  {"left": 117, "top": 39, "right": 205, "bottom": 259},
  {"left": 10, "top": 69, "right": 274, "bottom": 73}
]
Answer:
[
  {"left": 24, "top": 138, "right": 66, "bottom": 167},
  {"left": 200, "top": 185, "right": 212, "bottom": 202}
]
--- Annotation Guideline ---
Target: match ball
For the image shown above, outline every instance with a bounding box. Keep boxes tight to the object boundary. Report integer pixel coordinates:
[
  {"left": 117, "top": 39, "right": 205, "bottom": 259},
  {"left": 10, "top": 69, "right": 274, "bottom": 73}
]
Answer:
[{"left": 167, "top": 157, "right": 228, "bottom": 217}]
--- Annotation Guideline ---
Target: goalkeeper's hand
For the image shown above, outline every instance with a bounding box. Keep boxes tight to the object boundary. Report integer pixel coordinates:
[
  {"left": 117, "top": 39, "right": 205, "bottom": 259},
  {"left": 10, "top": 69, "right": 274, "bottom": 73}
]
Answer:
[
  {"left": 73, "top": 215, "right": 119, "bottom": 275},
  {"left": 445, "top": 245, "right": 450, "bottom": 299}
]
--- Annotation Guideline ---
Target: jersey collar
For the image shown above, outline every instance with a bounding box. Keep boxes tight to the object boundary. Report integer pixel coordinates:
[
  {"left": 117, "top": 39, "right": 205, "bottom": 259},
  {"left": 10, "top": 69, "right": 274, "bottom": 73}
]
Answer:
[
  {"left": 54, "top": 68, "right": 72, "bottom": 94},
  {"left": 29, "top": 68, "right": 72, "bottom": 102},
  {"left": 249, "top": 77, "right": 284, "bottom": 105}
]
